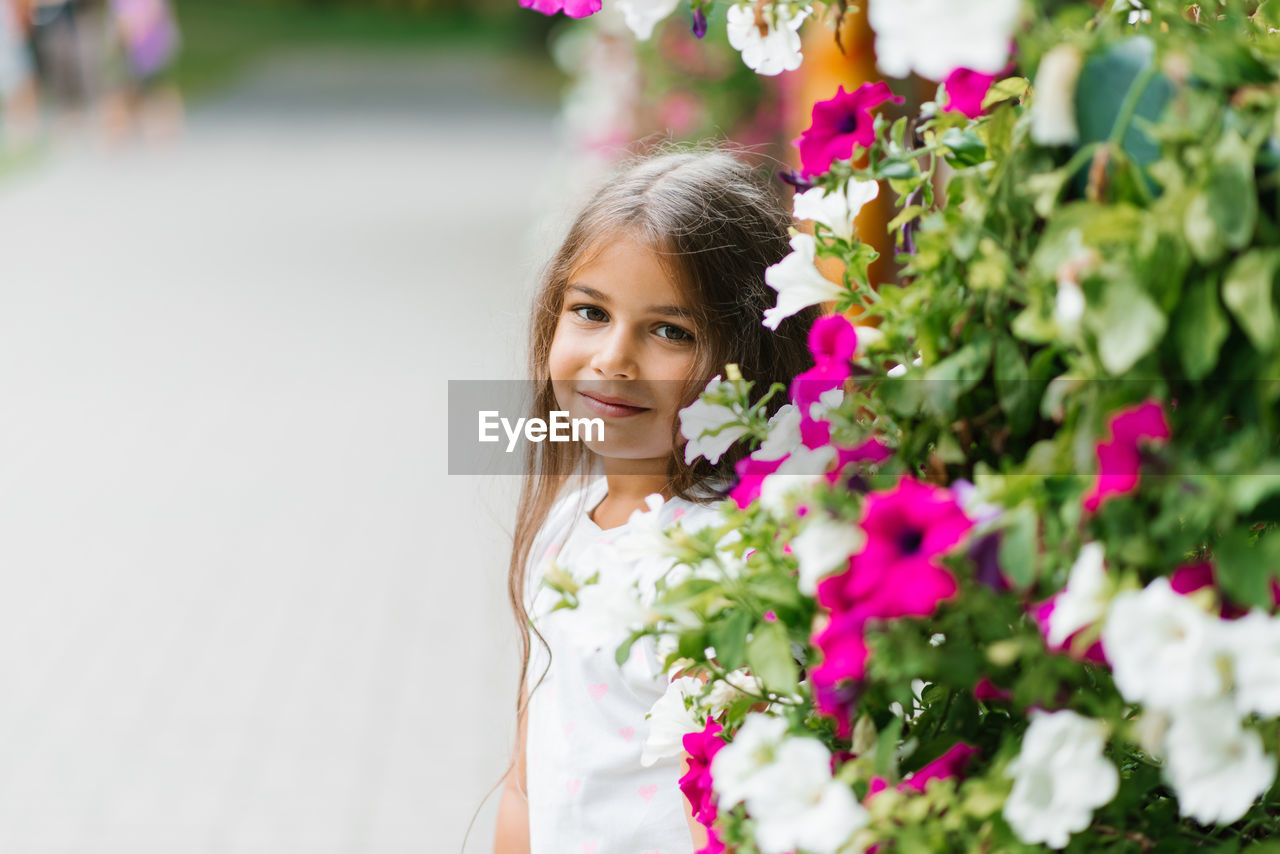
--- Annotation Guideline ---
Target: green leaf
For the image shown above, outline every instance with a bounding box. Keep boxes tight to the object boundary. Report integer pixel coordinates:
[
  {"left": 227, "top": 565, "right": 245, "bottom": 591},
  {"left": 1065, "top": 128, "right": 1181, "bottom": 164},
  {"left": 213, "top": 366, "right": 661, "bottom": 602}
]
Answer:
[
  {"left": 615, "top": 631, "right": 643, "bottom": 667},
  {"left": 746, "top": 620, "right": 799, "bottom": 695},
  {"left": 1184, "top": 191, "right": 1224, "bottom": 264},
  {"left": 1214, "top": 528, "right": 1280, "bottom": 610},
  {"left": 924, "top": 336, "right": 993, "bottom": 418},
  {"left": 1222, "top": 249, "right": 1280, "bottom": 352},
  {"left": 994, "top": 337, "right": 1034, "bottom": 436},
  {"left": 880, "top": 159, "right": 917, "bottom": 180},
  {"left": 887, "top": 205, "right": 925, "bottom": 234},
  {"left": 1088, "top": 276, "right": 1167, "bottom": 374},
  {"left": 941, "top": 128, "right": 987, "bottom": 167},
  {"left": 874, "top": 715, "right": 904, "bottom": 777},
  {"left": 1174, "top": 275, "right": 1230, "bottom": 380},
  {"left": 997, "top": 503, "right": 1039, "bottom": 589},
  {"left": 981, "top": 76, "right": 1028, "bottom": 109},
  {"left": 1209, "top": 129, "right": 1258, "bottom": 250},
  {"left": 710, "top": 609, "right": 753, "bottom": 671}
]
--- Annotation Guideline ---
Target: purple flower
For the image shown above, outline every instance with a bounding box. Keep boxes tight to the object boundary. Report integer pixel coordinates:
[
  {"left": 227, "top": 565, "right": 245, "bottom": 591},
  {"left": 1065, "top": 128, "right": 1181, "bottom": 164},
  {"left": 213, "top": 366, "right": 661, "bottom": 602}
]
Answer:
[
  {"left": 691, "top": 6, "right": 708, "bottom": 39},
  {"left": 795, "top": 82, "right": 903, "bottom": 178}
]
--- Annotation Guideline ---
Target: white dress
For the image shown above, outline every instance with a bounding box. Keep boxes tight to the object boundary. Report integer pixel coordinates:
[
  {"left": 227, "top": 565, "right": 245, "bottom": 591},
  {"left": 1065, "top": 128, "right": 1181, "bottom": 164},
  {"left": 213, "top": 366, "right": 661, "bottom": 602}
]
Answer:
[{"left": 525, "top": 476, "right": 724, "bottom": 854}]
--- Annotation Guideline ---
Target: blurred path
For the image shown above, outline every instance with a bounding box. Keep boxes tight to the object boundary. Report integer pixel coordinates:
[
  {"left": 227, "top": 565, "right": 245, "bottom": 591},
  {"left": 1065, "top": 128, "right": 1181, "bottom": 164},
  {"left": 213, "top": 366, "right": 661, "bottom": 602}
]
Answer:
[{"left": 0, "top": 46, "right": 563, "bottom": 853}]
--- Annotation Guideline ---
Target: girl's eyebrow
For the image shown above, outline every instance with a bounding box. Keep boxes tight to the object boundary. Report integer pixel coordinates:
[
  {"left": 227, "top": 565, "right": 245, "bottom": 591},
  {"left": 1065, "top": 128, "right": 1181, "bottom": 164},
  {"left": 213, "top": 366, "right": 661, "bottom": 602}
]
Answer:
[{"left": 567, "top": 284, "right": 694, "bottom": 319}]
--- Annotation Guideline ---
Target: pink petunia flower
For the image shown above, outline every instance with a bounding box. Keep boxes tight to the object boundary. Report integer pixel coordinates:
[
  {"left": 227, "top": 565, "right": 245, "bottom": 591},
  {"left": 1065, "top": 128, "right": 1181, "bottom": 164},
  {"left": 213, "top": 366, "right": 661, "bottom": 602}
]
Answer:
[
  {"left": 1082, "top": 400, "right": 1170, "bottom": 512},
  {"left": 810, "top": 615, "right": 869, "bottom": 736},
  {"left": 812, "top": 478, "right": 972, "bottom": 734},
  {"left": 820, "top": 477, "right": 973, "bottom": 622},
  {"left": 1169, "top": 560, "right": 1280, "bottom": 618},
  {"left": 791, "top": 315, "right": 857, "bottom": 415},
  {"left": 680, "top": 720, "right": 725, "bottom": 825},
  {"left": 868, "top": 742, "right": 979, "bottom": 797},
  {"left": 973, "top": 676, "right": 1012, "bottom": 702},
  {"left": 517, "top": 0, "right": 601, "bottom": 17},
  {"left": 729, "top": 454, "right": 786, "bottom": 509},
  {"left": 943, "top": 68, "right": 997, "bottom": 119},
  {"left": 795, "top": 82, "right": 904, "bottom": 177}
]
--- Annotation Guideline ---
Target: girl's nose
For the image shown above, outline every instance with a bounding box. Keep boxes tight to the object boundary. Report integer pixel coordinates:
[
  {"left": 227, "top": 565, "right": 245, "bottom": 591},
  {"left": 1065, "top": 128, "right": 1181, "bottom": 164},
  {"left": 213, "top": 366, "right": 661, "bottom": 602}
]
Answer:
[{"left": 589, "top": 328, "right": 638, "bottom": 379}]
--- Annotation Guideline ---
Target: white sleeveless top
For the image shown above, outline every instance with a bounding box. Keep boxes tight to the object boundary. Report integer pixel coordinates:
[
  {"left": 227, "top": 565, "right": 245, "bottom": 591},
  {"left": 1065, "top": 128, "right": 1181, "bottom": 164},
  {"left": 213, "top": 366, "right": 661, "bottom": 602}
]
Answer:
[{"left": 524, "top": 476, "right": 725, "bottom": 854}]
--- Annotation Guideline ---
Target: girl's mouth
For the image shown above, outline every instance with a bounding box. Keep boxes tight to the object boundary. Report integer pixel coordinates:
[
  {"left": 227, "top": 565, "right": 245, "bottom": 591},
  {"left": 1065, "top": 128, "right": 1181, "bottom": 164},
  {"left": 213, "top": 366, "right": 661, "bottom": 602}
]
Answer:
[{"left": 578, "top": 391, "right": 651, "bottom": 418}]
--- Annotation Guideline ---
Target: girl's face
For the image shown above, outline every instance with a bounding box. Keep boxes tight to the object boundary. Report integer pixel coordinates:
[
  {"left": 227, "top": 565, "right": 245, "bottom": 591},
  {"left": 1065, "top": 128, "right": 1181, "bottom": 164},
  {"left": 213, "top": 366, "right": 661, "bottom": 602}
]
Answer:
[{"left": 548, "top": 231, "right": 701, "bottom": 471}]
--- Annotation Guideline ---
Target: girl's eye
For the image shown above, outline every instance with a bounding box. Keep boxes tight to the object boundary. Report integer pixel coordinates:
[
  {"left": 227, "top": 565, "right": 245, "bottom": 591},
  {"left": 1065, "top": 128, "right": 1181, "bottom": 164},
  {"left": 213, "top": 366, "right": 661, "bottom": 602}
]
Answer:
[
  {"left": 572, "top": 306, "right": 608, "bottom": 323},
  {"left": 656, "top": 324, "right": 693, "bottom": 342}
]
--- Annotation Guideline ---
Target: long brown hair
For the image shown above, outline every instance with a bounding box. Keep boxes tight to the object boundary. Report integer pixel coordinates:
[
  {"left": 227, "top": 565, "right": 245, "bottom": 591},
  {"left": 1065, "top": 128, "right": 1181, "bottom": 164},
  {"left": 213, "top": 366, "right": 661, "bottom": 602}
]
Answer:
[{"left": 509, "top": 142, "right": 822, "bottom": 720}]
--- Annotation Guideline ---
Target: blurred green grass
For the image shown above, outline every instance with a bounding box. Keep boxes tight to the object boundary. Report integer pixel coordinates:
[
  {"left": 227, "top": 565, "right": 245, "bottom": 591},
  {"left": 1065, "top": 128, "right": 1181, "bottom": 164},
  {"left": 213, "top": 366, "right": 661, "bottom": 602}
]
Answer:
[{"left": 173, "top": 0, "right": 553, "bottom": 97}]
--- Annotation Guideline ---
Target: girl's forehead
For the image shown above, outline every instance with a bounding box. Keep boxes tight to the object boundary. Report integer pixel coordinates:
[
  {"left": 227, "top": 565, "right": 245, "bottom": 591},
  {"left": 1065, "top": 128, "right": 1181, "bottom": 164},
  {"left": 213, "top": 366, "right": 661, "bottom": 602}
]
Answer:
[{"left": 568, "top": 231, "right": 692, "bottom": 305}]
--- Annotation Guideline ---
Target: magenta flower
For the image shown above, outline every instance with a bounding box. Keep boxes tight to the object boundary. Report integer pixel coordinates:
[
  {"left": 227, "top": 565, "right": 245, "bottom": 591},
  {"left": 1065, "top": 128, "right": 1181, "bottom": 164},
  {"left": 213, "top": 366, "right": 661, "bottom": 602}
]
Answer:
[
  {"left": 868, "top": 742, "right": 978, "bottom": 797},
  {"left": 810, "top": 614, "right": 868, "bottom": 737},
  {"left": 517, "top": 0, "right": 601, "bottom": 17},
  {"left": 943, "top": 68, "right": 997, "bottom": 118},
  {"left": 973, "top": 676, "right": 1012, "bottom": 702},
  {"left": 829, "top": 437, "right": 893, "bottom": 483},
  {"left": 795, "top": 81, "right": 904, "bottom": 177},
  {"left": 680, "top": 719, "right": 725, "bottom": 825},
  {"left": 1169, "top": 560, "right": 1280, "bottom": 618},
  {"left": 790, "top": 314, "right": 857, "bottom": 415},
  {"left": 729, "top": 454, "right": 785, "bottom": 509},
  {"left": 820, "top": 477, "right": 973, "bottom": 622},
  {"left": 1082, "top": 400, "right": 1170, "bottom": 512},
  {"left": 812, "top": 478, "right": 972, "bottom": 735}
]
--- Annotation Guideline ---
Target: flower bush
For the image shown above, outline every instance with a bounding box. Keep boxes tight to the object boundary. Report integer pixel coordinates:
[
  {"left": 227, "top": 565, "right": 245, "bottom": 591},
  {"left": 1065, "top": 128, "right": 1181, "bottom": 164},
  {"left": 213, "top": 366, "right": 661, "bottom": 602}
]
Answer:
[{"left": 528, "top": 0, "right": 1280, "bottom": 850}]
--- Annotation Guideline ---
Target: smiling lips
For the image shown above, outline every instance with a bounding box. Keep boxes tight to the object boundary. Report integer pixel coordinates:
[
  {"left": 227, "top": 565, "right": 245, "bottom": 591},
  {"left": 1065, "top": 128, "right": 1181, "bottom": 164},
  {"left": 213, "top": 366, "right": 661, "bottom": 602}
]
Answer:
[{"left": 578, "top": 390, "right": 651, "bottom": 418}]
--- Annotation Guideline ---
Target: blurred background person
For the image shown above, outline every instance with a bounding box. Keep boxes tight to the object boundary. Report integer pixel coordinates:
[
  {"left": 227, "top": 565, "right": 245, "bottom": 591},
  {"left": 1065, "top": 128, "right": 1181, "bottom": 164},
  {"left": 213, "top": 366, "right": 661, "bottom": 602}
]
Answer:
[
  {"left": 0, "top": 0, "right": 38, "bottom": 148},
  {"left": 101, "top": 0, "right": 182, "bottom": 142}
]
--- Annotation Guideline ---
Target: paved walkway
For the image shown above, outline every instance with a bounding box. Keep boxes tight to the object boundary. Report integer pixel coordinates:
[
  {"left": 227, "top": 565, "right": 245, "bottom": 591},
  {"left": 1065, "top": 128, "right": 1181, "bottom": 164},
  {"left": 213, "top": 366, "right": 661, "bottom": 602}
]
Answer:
[{"left": 0, "top": 46, "right": 566, "bottom": 853}]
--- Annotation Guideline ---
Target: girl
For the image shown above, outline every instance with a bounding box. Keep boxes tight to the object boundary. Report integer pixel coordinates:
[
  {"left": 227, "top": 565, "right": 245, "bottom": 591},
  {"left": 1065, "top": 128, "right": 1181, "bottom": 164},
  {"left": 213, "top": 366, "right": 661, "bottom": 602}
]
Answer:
[{"left": 494, "top": 145, "right": 820, "bottom": 854}]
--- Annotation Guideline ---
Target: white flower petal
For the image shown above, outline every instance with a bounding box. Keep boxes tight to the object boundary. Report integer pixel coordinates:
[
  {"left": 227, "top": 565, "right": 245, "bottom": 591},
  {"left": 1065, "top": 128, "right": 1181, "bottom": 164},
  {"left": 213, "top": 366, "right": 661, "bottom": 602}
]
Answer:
[{"left": 616, "top": 0, "right": 679, "bottom": 40}]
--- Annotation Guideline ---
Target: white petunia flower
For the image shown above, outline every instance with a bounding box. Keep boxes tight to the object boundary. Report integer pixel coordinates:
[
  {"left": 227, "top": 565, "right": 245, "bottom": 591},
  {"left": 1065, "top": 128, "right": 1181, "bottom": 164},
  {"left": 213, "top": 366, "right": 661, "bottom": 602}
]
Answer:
[
  {"left": 763, "top": 233, "right": 845, "bottom": 330},
  {"left": 792, "top": 179, "right": 880, "bottom": 243},
  {"left": 1003, "top": 709, "right": 1120, "bottom": 849},
  {"left": 680, "top": 375, "right": 748, "bottom": 464},
  {"left": 1047, "top": 542, "right": 1109, "bottom": 647},
  {"left": 867, "top": 0, "right": 1019, "bottom": 80},
  {"left": 616, "top": 0, "right": 679, "bottom": 39},
  {"left": 562, "top": 558, "right": 657, "bottom": 653},
  {"left": 1222, "top": 610, "right": 1280, "bottom": 718},
  {"left": 1030, "top": 44, "right": 1084, "bottom": 146},
  {"left": 747, "top": 737, "right": 868, "bottom": 854},
  {"left": 705, "top": 669, "right": 764, "bottom": 714},
  {"left": 1101, "top": 577, "right": 1228, "bottom": 711},
  {"left": 809, "top": 386, "right": 846, "bottom": 422},
  {"left": 641, "top": 675, "right": 704, "bottom": 766},
  {"left": 710, "top": 712, "right": 791, "bottom": 808},
  {"left": 725, "top": 2, "right": 808, "bottom": 76},
  {"left": 1165, "top": 699, "right": 1277, "bottom": 825},
  {"left": 791, "top": 515, "right": 864, "bottom": 595},
  {"left": 758, "top": 470, "right": 825, "bottom": 516},
  {"left": 755, "top": 404, "right": 803, "bottom": 462}
]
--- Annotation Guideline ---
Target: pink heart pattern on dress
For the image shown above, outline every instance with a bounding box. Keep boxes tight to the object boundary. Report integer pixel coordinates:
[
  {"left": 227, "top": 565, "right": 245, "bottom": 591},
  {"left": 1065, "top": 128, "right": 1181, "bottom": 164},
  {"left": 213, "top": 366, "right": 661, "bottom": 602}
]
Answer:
[
  {"left": 566, "top": 779, "right": 582, "bottom": 796},
  {"left": 618, "top": 726, "right": 634, "bottom": 742},
  {"left": 588, "top": 683, "right": 609, "bottom": 701},
  {"left": 638, "top": 784, "right": 657, "bottom": 802},
  {"left": 582, "top": 844, "right": 598, "bottom": 854},
  {"left": 563, "top": 722, "right": 576, "bottom": 736}
]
